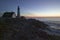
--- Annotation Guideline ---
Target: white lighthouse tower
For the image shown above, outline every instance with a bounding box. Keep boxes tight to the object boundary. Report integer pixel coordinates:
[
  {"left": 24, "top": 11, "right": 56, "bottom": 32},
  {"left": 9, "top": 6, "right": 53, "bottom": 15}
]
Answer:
[{"left": 17, "top": 6, "right": 20, "bottom": 18}]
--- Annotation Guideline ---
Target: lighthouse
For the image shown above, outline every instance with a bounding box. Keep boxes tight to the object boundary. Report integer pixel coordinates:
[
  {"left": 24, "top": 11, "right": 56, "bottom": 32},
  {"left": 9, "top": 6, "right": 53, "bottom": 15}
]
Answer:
[{"left": 17, "top": 6, "right": 20, "bottom": 18}]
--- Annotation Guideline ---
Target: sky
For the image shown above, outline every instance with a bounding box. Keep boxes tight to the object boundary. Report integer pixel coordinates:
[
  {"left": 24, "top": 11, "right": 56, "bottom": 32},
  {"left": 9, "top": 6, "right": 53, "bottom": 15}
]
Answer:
[{"left": 0, "top": 0, "right": 60, "bottom": 17}]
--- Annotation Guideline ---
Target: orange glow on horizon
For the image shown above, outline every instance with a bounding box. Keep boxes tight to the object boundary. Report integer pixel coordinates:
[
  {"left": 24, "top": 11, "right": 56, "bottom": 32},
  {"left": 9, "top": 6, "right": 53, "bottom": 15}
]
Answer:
[
  {"left": 25, "top": 16, "right": 60, "bottom": 18},
  {"left": 21, "top": 13, "right": 60, "bottom": 18}
]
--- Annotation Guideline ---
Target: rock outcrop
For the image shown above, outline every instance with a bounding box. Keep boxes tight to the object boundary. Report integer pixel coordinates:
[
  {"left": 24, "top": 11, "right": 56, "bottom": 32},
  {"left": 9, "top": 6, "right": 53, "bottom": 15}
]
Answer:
[{"left": 0, "top": 18, "right": 48, "bottom": 40}]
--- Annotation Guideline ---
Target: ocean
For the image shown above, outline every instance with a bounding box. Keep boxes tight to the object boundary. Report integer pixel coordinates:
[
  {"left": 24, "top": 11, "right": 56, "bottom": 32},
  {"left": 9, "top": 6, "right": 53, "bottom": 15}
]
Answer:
[
  {"left": 35, "top": 17, "right": 60, "bottom": 21},
  {"left": 34, "top": 17, "right": 60, "bottom": 36}
]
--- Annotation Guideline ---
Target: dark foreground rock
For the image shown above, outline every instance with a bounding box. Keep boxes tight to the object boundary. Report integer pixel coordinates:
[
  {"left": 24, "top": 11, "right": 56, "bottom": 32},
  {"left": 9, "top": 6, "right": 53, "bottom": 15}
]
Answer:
[{"left": 0, "top": 18, "right": 48, "bottom": 40}]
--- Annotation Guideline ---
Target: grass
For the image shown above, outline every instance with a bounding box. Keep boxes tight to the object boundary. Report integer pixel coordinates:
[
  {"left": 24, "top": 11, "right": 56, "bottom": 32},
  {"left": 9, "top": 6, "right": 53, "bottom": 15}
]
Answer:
[{"left": 48, "top": 35, "right": 60, "bottom": 40}]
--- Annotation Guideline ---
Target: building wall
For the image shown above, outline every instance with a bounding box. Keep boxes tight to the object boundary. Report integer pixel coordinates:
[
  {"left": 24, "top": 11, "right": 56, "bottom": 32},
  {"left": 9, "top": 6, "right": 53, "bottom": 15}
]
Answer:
[{"left": 12, "top": 13, "right": 16, "bottom": 18}]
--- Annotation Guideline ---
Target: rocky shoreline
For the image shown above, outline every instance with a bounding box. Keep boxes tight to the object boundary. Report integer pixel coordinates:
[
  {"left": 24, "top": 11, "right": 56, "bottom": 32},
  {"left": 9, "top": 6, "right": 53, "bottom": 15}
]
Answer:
[{"left": 0, "top": 17, "right": 49, "bottom": 40}]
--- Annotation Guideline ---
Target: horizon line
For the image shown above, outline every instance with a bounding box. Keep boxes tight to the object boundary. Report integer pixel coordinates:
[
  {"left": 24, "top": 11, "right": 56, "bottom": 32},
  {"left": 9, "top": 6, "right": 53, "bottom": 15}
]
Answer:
[{"left": 24, "top": 16, "right": 60, "bottom": 18}]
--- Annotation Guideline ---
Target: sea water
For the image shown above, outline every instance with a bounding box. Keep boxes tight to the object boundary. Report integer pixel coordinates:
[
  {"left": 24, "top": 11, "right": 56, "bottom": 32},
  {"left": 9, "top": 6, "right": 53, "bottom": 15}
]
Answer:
[{"left": 34, "top": 17, "right": 60, "bottom": 36}]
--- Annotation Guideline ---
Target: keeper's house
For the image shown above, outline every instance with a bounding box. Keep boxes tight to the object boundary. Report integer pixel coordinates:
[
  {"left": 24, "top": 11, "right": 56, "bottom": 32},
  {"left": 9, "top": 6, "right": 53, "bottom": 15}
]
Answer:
[{"left": 2, "top": 12, "right": 16, "bottom": 18}]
